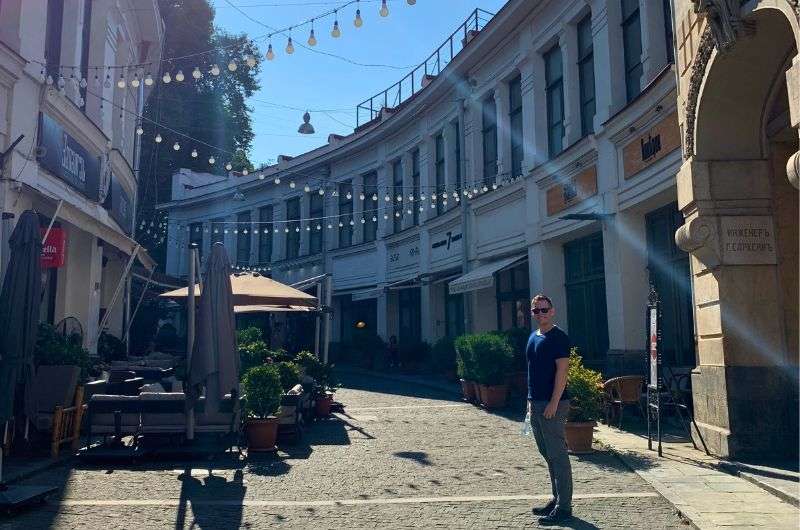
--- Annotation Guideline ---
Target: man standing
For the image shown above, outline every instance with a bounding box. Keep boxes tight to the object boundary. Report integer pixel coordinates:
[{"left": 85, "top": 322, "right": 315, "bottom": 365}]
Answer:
[{"left": 527, "top": 294, "right": 573, "bottom": 523}]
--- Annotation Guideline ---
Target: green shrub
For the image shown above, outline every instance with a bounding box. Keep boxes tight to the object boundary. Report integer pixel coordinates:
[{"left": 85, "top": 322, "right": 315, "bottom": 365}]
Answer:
[
  {"left": 567, "top": 348, "right": 604, "bottom": 422},
  {"left": 236, "top": 326, "right": 263, "bottom": 346},
  {"left": 471, "top": 333, "right": 514, "bottom": 386},
  {"left": 97, "top": 331, "right": 126, "bottom": 363},
  {"left": 276, "top": 361, "right": 301, "bottom": 392},
  {"left": 295, "top": 350, "right": 339, "bottom": 393},
  {"left": 430, "top": 336, "right": 456, "bottom": 374},
  {"left": 454, "top": 335, "right": 476, "bottom": 380},
  {"left": 502, "top": 327, "right": 530, "bottom": 371},
  {"left": 241, "top": 364, "right": 282, "bottom": 419},
  {"left": 238, "top": 339, "right": 269, "bottom": 376},
  {"left": 34, "top": 323, "right": 90, "bottom": 381}
]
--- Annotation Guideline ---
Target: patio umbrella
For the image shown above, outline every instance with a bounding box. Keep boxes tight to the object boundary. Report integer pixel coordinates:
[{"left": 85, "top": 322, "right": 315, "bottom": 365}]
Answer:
[
  {"left": 187, "top": 243, "right": 238, "bottom": 414},
  {"left": 0, "top": 210, "right": 54, "bottom": 508},
  {"left": 160, "top": 272, "right": 317, "bottom": 308}
]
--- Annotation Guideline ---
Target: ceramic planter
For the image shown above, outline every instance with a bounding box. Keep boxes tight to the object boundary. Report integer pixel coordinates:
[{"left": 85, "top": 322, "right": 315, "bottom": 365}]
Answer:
[
  {"left": 245, "top": 417, "right": 279, "bottom": 452},
  {"left": 315, "top": 391, "right": 334, "bottom": 416},
  {"left": 565, "top": 421, "right": 596, "bottom": 454},
  {"left": 479, "top": 383, "right": 508, "bottom": 410}
]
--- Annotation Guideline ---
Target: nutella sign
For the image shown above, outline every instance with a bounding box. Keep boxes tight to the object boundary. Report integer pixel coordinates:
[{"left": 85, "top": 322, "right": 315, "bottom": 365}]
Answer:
[{"left": 40, "top": 228, "right": 66, "bottom": 268}]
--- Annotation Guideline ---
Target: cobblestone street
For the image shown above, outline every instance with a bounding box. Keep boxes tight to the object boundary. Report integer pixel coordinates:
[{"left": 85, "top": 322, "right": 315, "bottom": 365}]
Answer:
[{"left": 2, "top": 373, "right": 689, "bottom": 529}]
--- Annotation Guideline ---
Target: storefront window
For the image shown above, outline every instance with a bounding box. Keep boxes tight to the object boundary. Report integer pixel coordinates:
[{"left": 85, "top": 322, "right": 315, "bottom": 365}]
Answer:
[
  {"left": 496, "top": 262, "right": 530, "bottom": 331},
  {"left": 398, "top": 288, "right": 421, "bottom": 343},
  {"left": 445, "top": 291, "right": 465, "bottom": 338}
]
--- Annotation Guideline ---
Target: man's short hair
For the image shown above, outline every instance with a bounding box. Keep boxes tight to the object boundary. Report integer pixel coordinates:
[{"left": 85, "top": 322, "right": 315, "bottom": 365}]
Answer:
[{"left": 531, "top": 294, "right": 553, "bottom": 308}]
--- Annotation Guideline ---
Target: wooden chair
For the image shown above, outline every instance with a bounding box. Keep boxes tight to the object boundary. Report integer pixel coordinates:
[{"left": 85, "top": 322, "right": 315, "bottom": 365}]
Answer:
[
  {"left": 602, "top": 376, "right": 645, "bottom": 427},
  {"left": 31, "top": 365, "right": 86, "bottom": 458}
]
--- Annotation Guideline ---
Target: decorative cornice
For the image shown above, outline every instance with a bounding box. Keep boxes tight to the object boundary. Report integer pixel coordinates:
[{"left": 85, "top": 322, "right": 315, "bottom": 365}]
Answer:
[
  {"left": 691, "top": 0, "right": 755, "bottom": 51},
  {"left": 684, "top": 27, "right": 716, "bottom": 159}
]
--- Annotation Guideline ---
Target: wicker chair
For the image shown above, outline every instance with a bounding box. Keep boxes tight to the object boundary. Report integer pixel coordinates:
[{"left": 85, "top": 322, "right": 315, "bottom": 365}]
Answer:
[{"left": 602, "top": 376, "right": 645, "bottom": 427}]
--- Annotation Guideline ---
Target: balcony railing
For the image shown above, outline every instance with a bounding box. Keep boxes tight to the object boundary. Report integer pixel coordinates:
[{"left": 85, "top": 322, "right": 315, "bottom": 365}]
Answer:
[{"left": 355, "top": 8, "right": 495, "bottom": 127}]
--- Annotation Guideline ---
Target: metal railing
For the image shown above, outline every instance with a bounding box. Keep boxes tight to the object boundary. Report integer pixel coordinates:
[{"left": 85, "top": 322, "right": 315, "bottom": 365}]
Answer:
[{"left": 355, "top": 8, "right": 495, "bottom": 127}]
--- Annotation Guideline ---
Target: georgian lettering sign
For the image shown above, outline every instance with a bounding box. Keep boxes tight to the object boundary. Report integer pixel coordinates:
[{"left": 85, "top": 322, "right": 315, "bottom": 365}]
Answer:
[
  {"left": 720, "top": 216, "right": 777, "bottom": 265},
  {"left": 387, "top": 239, "right": 420, "bottom": 273},
  {"left": 37, "top": 113, "right": 101, "bottom": 201},
  {"left": 623, "top": 111, "right": 680, "bottom": 179},
  {"left": 546, "top": 165, "right": 598, "bottom": 216}
]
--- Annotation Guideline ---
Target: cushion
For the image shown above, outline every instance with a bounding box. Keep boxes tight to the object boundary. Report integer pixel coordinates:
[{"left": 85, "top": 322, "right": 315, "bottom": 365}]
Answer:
[
  {"left": 88, "top": 394, "right": 141, "bottom": 428},
  {"left": 139, "top": 383, "right": 165, "bottom": 393},
  {"left": 140, "top": 392, "right": 186, "bottom": 429}
]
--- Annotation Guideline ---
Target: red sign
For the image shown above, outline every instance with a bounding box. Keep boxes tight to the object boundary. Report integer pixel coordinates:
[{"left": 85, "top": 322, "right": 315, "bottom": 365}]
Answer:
[{"left": 40, "top": 228, "right": 66, "bottom": 268}]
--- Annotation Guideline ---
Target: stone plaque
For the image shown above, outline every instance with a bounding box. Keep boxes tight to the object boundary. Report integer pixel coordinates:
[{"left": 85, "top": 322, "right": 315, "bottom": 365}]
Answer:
[{"left": 720, "top": 216, "right": 777, "bottom": 265}]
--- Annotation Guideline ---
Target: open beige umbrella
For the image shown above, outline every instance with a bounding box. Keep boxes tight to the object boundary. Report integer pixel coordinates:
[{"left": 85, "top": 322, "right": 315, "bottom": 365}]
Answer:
[
  {"left": 233, "top": 304, "right": 317, "bottom": 314},
  {"left": 160, "top": 272, "right": 317, "bottom": 308}
]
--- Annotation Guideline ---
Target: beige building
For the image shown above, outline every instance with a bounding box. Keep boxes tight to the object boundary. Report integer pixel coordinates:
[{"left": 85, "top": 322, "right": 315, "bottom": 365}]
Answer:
[{"left": 672, "top": 0, "right": 799, "bottom": 458}]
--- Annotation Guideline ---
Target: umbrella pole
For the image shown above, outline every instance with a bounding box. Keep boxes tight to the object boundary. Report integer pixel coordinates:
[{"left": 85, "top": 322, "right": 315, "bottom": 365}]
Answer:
[{"left": 1, "top": 422, "right": 6, "bottom": 485}]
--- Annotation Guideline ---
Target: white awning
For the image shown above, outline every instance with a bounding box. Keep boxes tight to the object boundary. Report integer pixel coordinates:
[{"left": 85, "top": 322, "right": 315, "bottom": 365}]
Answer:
[
  {"left": 351, "top": 287, "right": 381, "bottom": 301},
  {"left": 448, "top": 254, "right": 526, "bottom": 295}
]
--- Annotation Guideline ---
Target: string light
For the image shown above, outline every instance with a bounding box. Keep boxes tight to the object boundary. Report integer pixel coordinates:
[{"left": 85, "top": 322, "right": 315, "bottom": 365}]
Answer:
[
  {"left": 308, "top": 20, "right": 317, "bottom": 46},
  {"left": 246, "top": 55, "right": 257, "bottom": 68},
  {"left": 228, "top": 60, "right": 238, "bottom": 72},
  {"left": 209, "top": 156, "right": 215, "bottom": 164},
  {"left": 266, "top": 43, "right": 275, "bottom": 61},
  {"left": 331, "top": 11, "right": 341, "bottom": 37},
  {"left": 173, "top": 142, "right": 180, "bottom": 151},
  {"left": 175, "top": 70, "right": 185, "bottom": 82},
  {"left": 380, "top": 0, "right": 389, "bottom": 17},
  {"left": 162, "top": 72, "right": 171, "bottom": 83},
  {"left": 354, "top": 0, "right": 363, "bottom": 27},
  {"left": 136, "top": 126, "right": 144, "bottom": 135},
  {"left": 274, "top": 177, "right": 281, "bottom": 184},
  {"left": 286, "top": 33, "right": 295, "bottom": 54},
  {"left": 226, "top": 162, "right": 233, "bottom": 171},
  {"left": 144, "top": 73, "right": 154, "bottom": 86},
  {"left": 155, "top": 133, "right": 162, "bottom": 143},
  {"left": 210, "top": 64, "right": 221, "bottom": 76},
  {"left": 191, "top": 148, "right": 198, "bottom": 158}
]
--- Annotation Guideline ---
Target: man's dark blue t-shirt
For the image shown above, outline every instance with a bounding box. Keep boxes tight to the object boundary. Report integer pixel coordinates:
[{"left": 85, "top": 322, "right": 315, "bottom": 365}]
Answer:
[{"left": 526, "top": 326, "right": 571, "bottom": 401}]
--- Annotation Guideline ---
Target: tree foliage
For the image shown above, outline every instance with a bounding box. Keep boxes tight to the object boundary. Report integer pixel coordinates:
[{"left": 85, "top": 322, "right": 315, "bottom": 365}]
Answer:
[{"left": 137, "top": 0, "right": 261, "bottom": 265}]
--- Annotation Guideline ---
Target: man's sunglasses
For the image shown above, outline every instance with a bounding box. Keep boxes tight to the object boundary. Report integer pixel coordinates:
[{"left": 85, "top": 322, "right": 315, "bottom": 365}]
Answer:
[{"left": 531, "top": 307, "right": 551, "bottom": 315}]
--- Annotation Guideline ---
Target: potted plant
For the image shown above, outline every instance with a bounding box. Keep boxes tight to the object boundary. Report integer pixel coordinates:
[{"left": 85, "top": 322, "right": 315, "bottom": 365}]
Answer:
[
  {"left": 431, "top": 336, "right": 458, "bottom": 381},
  {"left": 565, "top": 349, "right": 603, "bottom": 454},
  {"left": 241, "top": 364, "right": 283, "bottom": 452},
  {"left": 502, "top": 328, "right": 530, "bottom": 395},
  {"left": 472, "top": 333, "right": 514, "bottom": 409},
  {"left": 454, "top": 335, "right": 477, "bottom": 402},
  {"left": 295, "top": 351, "right": 339, "bottom": 417}
]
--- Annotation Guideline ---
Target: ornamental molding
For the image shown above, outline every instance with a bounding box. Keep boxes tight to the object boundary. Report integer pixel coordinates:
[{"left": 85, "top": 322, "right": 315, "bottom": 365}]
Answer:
[
  {"left": 691, "top": 0, "right": 756, "bottom": 51},
  {"left": 684, "top": 27, "right": 716, "bottom": 159}
]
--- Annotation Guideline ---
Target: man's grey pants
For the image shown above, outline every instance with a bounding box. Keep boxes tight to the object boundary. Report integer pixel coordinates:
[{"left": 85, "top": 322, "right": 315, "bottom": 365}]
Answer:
[{"left": 530, "top": 400, "right": 573, "bottom": 509}]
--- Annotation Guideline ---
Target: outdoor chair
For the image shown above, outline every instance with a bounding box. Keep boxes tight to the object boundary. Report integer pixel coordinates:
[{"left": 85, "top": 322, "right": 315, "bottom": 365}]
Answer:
[
  {"left": 602, "top": 375, "right": 645, "bottom": 427},
  {"left": 194, "top": 391, "right": 242, "bottom": 453},
  {"left": 30, "top": 365, "right": 86, "bottom": 458},
  {"left": 139, "top": 392, "right": 187, "bottom": 435},
  {"left": 85, "top": 394, "right": 141, "bottom": 446},
  {"left": 277, "top": 384, "right": 305, "bottom": 441}
]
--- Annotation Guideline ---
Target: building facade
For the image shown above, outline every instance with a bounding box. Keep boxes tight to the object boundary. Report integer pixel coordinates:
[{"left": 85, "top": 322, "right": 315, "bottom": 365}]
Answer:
[
  {"left": 0, "top": 0, "right": 163, "bottom": 350},
  {"left": 162, "top": 0, "right": 800, "bottom": 458},
  {"left": 671, "top": 0, "right": 799, "bottom": 458}
]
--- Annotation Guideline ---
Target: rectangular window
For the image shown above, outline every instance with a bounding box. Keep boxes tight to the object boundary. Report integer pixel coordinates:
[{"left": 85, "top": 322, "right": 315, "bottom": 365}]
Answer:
[
  {"left": 44, "top": 0, "right": 64, "bottom": 80},
  {"left": 189, "top": 222, "right": 203, "bottom": 263},
  {"left": 452, "top": 121, "right": 462, "bottom": 193},
  {"left": 411, "top": 151, "right": 420, "bottom": 225},
  {"left": 577, "top": 14, "right": 596, "bottom": 136},
  {"left": 545, "top": 45, "right": 565, "bottom": 158},
  {"left": 621, "top": 0, "right": 643, "bottom": 102},
  {"left": 338, "top": 181, "right": 353, "bottom": 248},
  {"left": 496, "top": 262, "right": 531, "bottom": 331},
  {"left": 663, "top": 0, "right": 674, "bottom": 64},
  {"left": 392, "top": 159, "right": 403, "bottom": 232},
  {"left": 435, "top": 134, "right": 445, "bottom": 215},
  {"left": 309, "top": 192, "right": 324, "bottom": 254},
  {"left": 211, "top": 217, "right": 225, "bottom": 246},
  {"left": 236, "top": 211, "right": 251, "bottom": 265},
  {"left": 257, "top": 207, "right": 272, "bottom": 264},
  {"left": 482, "top": 97, "right": 498, "bottom": 184},
  {"left": 363, "top": 172, "right": 378, "bottom": 241},
  {"left": 509, "top": 75, "right": 524, "bottom": 178},
  {"left": 286, "top": 198, "right": 300, "bottom": 259}
]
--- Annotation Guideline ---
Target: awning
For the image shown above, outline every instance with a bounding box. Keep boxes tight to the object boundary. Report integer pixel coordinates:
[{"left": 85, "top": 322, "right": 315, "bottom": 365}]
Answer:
[
  {"left": 234, "top": 304, "right": 317, "bottom": 314},
  {"left": 159, "top": 272, "right": 318, "bottom": 307},
  {"left": 386, "top": 276, "right": 420, "bottom": 291},
  {"left": 351, "top": 287, "right": 382, "bottom": 301},
  {"left": 448, "top": 254, "right": 526, "bottom": 295}
]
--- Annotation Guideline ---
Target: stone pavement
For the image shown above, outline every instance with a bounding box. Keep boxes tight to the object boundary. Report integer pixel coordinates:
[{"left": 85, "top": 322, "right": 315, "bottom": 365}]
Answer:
[
  {"left": 0, "top": 372, "right": 690, "bottom": 529},
  {"left": 594, "top": 423, "right": 800, "bottom": 529}
]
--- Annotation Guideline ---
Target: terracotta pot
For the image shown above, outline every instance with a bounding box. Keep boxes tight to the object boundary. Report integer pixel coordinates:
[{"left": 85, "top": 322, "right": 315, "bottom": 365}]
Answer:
[
  {"left": 470, "top": 381, "right": 481, "bottom": 404},
  {"left": 245, "top": 417, "right": 279, "bottom": 452},
  {"left": 460, "top": 379, "right": 476, "bottom": 402},
  {"left": 565, "top": 421, "right": 596, "bottom": 454},
  {"left": 479, "top": 384, "right": 508, "bottom": 410},
  {"left": 315, "top": 392, "right": 334, "bottom": 416}
]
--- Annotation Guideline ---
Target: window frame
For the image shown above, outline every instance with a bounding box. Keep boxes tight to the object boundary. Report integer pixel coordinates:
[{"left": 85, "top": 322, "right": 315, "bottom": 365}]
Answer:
[
  {"left": 545, "top": 45, "right": 565, "bottom": 158},
  {"left": 257, "top": 207, "right": 273, "bottom": 264},
  {"left": 621, "top": 0, "right": 643, "bottom": 102},
  {"left": 338, "top": 181, "right": 353, "bottom": 248},
  {"left": 509, "top": 75, "right": 524, "bottom": 178},
  {"left": 482, "top": 96, "right": 498, "bottom": 184},
  {"left": 392, "top": 159, "right": 404, "bottom": 232},
  {"left": 236, "top": 211, "right": 252, "bottom": 266},
  {"left": 362, "top": 172, "right": 378, "bottom": 241},
  {"left": 434, "top": 133, "right": 445, "bottom": 215},
  {"left": 577, "top": 13, "right": 596, "bottom": 137},
  {"left": 286, "top": 197, "right": 301, "bottom": 259},
  {"left": 309, "top": 192, "right": 324, "bottom": 254}
]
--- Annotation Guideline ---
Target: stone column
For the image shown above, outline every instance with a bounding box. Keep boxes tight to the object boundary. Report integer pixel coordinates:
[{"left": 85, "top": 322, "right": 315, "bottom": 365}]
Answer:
[
  {"left": 377, "top": 162, "right": 393, "bottom": 237},
  {"left": 465, "top": 97, "right": 482, "bottom": 188},
  {"left": 401, "top": 152, "right": 415, "bottom": 229},
  {"left": 494, "top": 83, "right": 511, "bottom": 179},
  {"left": 421, "top": 135, "right": 436, "bottom": 222},
  {"left": 560, "top": 26, "right": 582, "bottom": 146},
  {"left": 84, "top": 236, "right": 104, "bottom": 354},
  {"left": 590, "top": 0, "right": 627, "bottom": 125},
  {"left": 639, "top": 0, "right": 668, "bottom": 85}
]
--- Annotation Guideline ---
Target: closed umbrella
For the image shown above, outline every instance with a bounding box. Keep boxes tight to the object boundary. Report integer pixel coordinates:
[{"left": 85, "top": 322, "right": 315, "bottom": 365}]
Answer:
[
  {"left": 0, "top": 210, "right": 54, "bottom": 507},
  {"left": 187, "top": 243, "right": 239, "bottom": 414}
]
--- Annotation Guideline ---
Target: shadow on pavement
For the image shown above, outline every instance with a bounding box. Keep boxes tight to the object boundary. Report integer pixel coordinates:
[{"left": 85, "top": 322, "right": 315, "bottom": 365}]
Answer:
[
  {"left": 174, "top": 466, "right": 246, "bottom": 530},
  {"left": 538, "top": 516, "right": 601, "bottom": 529},
  {"left": 393, "top": 451, "right": 433, "bottom": 466},
  {"left": 338, "top": 369, "right": 462, "bottom": 403}
]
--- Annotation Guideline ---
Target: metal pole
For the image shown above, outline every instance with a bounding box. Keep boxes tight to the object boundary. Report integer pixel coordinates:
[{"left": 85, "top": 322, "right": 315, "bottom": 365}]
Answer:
[
  {"left": 314, "top": 282, "right": 322, "bottom": 356},
  {"left": 41, "top": 199, "right": 64, "bottom": 244},
  {"left": 91, "top": 245, "right": 140, "bottom": 350},
  {"left": 186, "top": 245, "right": 197, "bottom": 441},
  {"left": 323, "top": 274, "right": 332, "bottom": 364}
]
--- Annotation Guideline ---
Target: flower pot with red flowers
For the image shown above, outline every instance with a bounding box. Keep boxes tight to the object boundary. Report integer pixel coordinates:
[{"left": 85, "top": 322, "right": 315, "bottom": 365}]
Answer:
[
  {"left": 242, "top": 364, "right": 283, "bottom": 452},
  {"left": 564, "top": 349, "right": 603, "bottom": 454},
  {"left": 471, "top": 333, "right": 514, "bottom": 410}
]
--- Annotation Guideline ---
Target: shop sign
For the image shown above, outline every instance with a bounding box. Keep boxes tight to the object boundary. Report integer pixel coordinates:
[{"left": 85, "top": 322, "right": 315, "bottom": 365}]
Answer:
[
  {"left": 431, "top": 230, "right": 462, "bottom": 262},
  {"left": 546, "top": 166, "right": 597, "bottom": 216},
  {"left": 623, "top": 111, "right": 680, "bottom": 179},
  {"left": 105, "top": 175, "right": 133, "bottom": 235},
  {"left": 720, "top": 216, "right": 777, "bottom": 265},
  {"left": 387, "top": 239, "right": 420, "bottom": 273},
  {"left": 37, "top": 113, "right": 100, "bottom": 201},
  {"left": 40, "top": 227, "right": 66, "bottom": 268}
]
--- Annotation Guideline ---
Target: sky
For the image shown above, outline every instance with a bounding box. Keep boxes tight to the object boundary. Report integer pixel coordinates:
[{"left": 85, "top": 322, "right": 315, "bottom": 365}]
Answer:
[{"left": 209, "top": 0, "right": 509, "bottom": 167}]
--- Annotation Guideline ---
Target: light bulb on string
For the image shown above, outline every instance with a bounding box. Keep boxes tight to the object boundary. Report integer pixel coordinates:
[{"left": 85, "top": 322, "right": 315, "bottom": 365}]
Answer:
[
  {"left": 295, "top": 227, "right": 300, "bottom": 233},
  {"left": 308, "top": 21, "right": 317, "bottom": 46},
  {"left": 338, "top": 221, "right": 344, "bottom": 228},
  {"left": 384, "top": 194, "right": 390, "bottom": 202},
  {"left": 274, "top": 177, "right": 281, "bottom": 184},
  {"left": 383, "top": 213, "right": 389, "bottom": 220},
  {"left": 136, "top": 126, "right": 144, "bottom": 135},
  {"left": 162, "top": 72, "right": 171, "bottom": 83},
  {"left": 316, "top": 224, "right": 321, "bottom": 230},
  {"left": 286, "top": 35, "right": 295, "bottom": 54},
  {"left": 289, "top": 181, "right": 296, "bottom": 189},
  {"left": 191, "top": 148, "right": 198, "bottom": 158},
  {"left": 266, "top": 43, "right": 275, "bottom": 61},
  {"left": 354, "top": 0, "right": 364, "bottom": 27},
  {"left": 327, "top": 223, "right": 333, "bottom": 229},
  {"left": 318, "top": 188, "right": 325, "bottom": 196},
  {"left": 332, "top": 12, "right": 341, "bottom": 37},
  {"left": 80, "top": 77, "right": 88, "bottom": 89},
  {"left": 226, "top": 162, "right": 232, "bottom": 171},
  {"left": 155, "top": 133, "right": 162, "bottom": 143},
  {"left": 191, "top": 67, "right": 201, "bottom": 80},
  {"left": 228, "top": 60, "right": 238, "bottom": 72},
  {"left": 246, "top": 55, "right": 257, "bottom": 68},
  {"left": 372, "top": 193, "right": 378, "bottom": 201},
  {"left": 175, "top": 70, "right": 184, "bottom": 82},
  {"left": 259, "top": 174, "right": 266, "bottom": 180},
  {"left": 209, "top": 156, "right": 215, "bottom": 165},
  {"left": 304, "top": 184, "right": 311, "bottom": 193},
  {"left": 131, "top": 73, "right": 140, "bottom": 88},
  {"left": 173, "top": 142, "right": 180, "bottom": 151},
  {"left": 210, "top": 64, "right": 220, "bottom": 76},
  {"left": 372, "top": 216, "right": 377, "bottom": 222},
  {"left": 380, "top": 0, "right": 389, "bottom": 17},
  {"left": 359, "top": 193, "right": 365, "bottom": 201},
  {"left": 346, "top": 191, "right": 352, "bottom": 200},
  {"left": 242, "top": 168, "right": 249, "bottom": 176},
  {"left": 144, "top": 73, "right": 154, "bottom": 86},
  {"left": 117, "top": 75, "right": 125, "bottom": 89}
]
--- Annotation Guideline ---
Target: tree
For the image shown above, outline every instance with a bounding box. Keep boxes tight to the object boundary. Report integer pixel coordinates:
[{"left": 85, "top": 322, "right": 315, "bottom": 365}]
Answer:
[{"left": 136, "top": 0, "right": 260, "bottom": 266}]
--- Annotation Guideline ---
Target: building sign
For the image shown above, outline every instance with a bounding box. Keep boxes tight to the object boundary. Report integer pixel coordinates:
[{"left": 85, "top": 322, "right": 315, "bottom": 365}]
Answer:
[
  {"left": 546, "top": 165, "right": 598, "bottom": 216},
  {"left": 105, "top": 175, "right": 133, "bottom": 235},
  {"left": 431, "top": 230, "right": 462, "bottom": 262},
  {"left": 40, "top": 227, "right": 66, "bottom": 268},
  {"left": 623, "top": 111, "right": 680, "bottom": 179},
  {"left": 720, "top": 216, "right": 777, "bottom": 265},
  {"left": 37, "top": 113, "right": 101, "bottom": 201},
  {"left": 387, "top": 239, "right": 420, "bottom": 273}
]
